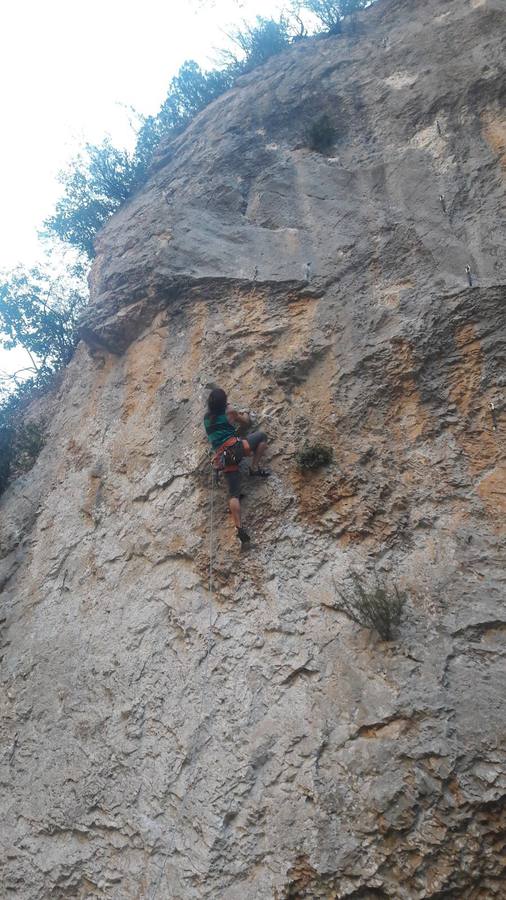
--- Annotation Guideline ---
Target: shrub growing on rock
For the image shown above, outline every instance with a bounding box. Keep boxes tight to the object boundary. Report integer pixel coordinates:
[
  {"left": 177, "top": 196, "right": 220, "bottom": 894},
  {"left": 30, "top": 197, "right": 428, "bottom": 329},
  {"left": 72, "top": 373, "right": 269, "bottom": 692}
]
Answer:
[
  {"left": 307, "top": 114, "right": 337, "bottom": 153},
  {"left": 224, "top": 16, "right": 292, "bottom": 72},
  {"left": 0, "top": 389, "right": 46, "bottom": 495},
  {"left": 333, "top": 573, "right": 406, "bottom": 640},
  {"left": 297, "top": 0, "right": 371, "bottom": 35},
  {"left": 296, "top": 442, "right": 333, "bottom": 469}
]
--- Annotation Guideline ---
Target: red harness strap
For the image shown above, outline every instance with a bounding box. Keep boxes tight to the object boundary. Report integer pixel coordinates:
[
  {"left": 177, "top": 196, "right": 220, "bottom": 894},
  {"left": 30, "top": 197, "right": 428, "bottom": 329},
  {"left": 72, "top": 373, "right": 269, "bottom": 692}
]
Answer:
[{"left": 213, "top": 437, "right": 251, "bottom": 472}]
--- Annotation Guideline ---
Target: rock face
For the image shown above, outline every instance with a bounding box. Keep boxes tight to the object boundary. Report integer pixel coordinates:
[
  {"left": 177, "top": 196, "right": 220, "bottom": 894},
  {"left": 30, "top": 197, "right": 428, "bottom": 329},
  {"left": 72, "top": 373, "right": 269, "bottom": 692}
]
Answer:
[{"left": 1, "top": 0, "right": 506, "bottom": 896}]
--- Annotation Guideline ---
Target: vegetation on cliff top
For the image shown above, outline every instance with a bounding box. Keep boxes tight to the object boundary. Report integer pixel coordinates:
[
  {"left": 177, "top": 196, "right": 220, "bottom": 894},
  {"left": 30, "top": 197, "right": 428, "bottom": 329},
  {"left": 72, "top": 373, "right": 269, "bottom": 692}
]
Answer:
[
  {"left": 44, "top": 1, "right": 374, "bottom": 260},
  {"left": 0, "top": 0, "right": 374, "bottom": 494}
]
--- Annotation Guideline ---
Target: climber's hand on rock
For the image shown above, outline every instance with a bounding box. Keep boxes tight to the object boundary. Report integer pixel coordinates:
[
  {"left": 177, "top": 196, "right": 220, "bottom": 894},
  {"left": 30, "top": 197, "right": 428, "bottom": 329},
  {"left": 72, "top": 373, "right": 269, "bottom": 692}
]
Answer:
[{"left": 227, "top": 407, "right": 251, "bottom": 427}]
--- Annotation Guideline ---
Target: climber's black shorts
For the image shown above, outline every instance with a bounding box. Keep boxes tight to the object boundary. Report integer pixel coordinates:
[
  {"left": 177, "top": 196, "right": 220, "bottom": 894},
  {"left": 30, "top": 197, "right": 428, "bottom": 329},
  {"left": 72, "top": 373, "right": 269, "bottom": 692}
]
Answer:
[
  {"left": 223, "top": 431, "right": 267, "bottom": 499},
  {"left": 246, "top": 430, "right": 267, "bottom": 453}
]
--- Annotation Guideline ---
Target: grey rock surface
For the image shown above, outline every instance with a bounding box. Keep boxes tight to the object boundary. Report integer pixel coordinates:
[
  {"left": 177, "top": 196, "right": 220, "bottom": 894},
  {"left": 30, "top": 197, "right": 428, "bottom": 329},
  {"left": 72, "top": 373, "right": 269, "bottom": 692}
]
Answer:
[{"left": 1, "top": 0, "right": 506, "bottom": 897}]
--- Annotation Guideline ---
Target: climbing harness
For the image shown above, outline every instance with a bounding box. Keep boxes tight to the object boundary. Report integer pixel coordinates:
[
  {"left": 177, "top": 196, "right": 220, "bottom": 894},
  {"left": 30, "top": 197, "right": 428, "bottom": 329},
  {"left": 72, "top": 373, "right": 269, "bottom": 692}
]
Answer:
[{"left": 213, "top": 435, "right": 246, "bottom": 471}]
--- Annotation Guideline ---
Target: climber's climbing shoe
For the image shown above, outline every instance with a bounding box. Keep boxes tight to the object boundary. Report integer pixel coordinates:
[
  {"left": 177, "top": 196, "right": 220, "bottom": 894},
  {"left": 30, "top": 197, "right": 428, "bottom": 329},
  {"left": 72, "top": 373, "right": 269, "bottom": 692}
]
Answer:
[
  {"left": 249, "top": 467, "right": 271, "bottom": 478},
  {"left": 236, "top": 526, "right": 251, "bottom": 544}
]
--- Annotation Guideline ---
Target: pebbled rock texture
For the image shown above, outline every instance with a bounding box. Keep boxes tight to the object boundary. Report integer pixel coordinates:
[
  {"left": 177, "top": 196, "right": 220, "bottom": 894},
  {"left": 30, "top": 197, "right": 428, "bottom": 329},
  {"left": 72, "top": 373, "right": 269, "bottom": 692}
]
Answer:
[{"left": 1, "top": 0, "right": 506, "bottom": 897}]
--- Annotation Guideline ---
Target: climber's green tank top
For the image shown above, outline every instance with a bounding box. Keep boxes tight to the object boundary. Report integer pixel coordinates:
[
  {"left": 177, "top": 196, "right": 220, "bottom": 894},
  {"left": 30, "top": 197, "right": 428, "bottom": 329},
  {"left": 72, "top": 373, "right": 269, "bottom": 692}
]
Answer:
[{"left": 204, "top": 413, "right": 236, "bottom": 450}]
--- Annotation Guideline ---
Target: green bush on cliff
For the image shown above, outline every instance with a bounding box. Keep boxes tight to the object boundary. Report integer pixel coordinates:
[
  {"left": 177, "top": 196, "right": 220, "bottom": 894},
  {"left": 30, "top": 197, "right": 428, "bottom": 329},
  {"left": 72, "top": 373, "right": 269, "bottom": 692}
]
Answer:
[
  {"left": 0, "top": 263, "right": 86, "bottom": 493},
  {"left": 0, "top": 382, "right": 47, "bottom": 495},
  {"left": 222, "top": 16, "right": 292, "bottom": 72},
  {"left": 134, "top": 61, "right": 236, "bottom": 175},
  {"left": 333, "top": 573, "right": 406, "bottom": 640},
  {"left": 44, "top": 141, "right": 140, "bottom": 260},
  {"left": 296, "top": 0, "right": 371, "bottom": 35},
  {"left": 296, "top": 443, "right": 333, "bottom": 470}
]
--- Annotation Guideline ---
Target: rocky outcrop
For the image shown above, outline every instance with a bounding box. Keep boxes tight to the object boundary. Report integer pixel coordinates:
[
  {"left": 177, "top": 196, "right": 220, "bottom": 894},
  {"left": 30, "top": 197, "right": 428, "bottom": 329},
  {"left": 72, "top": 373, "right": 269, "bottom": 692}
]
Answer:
[{"left": 1, "top": 0, "right": 505, "bottom": 897}]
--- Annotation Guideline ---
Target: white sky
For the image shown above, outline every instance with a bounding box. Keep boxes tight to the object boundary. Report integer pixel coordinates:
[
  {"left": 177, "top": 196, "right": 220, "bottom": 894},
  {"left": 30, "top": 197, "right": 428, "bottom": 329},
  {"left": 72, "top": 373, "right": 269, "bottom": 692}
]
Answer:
[{"left": 0, "top": 0, "right": 284, "bottom": 377}]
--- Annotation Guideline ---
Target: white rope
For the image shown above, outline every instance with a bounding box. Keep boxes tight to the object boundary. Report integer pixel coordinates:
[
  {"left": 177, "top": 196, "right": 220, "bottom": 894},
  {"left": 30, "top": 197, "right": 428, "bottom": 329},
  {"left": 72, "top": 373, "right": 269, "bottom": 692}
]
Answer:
[
  {"left": 199, "top": 466, "right": 215, "bottom": 724},
  {"left": 150, "top": 466, "right": 216, "bottom": 899}
]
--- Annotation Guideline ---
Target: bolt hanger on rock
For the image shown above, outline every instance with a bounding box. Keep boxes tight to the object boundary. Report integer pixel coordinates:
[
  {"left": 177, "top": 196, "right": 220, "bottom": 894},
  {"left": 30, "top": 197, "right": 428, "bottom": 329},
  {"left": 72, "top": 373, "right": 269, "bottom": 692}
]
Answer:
[
  {"left": 305, "top": 261, "right": 312, "bottom": 282},
  {"left": 436, "top": 119, "right": 442, "bottom": 136},
  {"left": 439, "top": 194, "right": 446, "bottom": 213},
  {"left": 489, "top": 402, "right": 498, "bottom": 431},
  {"left": 466, "top": 265, "right": 473, "bottom": 287}
]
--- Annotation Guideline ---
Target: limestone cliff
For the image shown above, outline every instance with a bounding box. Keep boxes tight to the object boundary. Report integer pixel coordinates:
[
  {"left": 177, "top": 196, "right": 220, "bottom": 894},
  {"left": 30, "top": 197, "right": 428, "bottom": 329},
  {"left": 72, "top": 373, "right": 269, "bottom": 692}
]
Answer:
[{"left": 1, "top": 0, "right": 506, "bottom": 897}]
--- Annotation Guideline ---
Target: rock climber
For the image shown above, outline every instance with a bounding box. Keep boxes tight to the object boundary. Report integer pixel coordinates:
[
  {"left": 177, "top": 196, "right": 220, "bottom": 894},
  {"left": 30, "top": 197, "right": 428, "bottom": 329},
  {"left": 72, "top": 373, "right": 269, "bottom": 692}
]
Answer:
[{"left": 204, "top": 387, "right": 269, "bottom": 545}]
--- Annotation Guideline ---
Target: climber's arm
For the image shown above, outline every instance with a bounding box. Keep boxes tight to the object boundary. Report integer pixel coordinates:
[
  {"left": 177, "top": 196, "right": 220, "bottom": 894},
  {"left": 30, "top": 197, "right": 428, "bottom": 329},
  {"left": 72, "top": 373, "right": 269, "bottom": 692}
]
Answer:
[{"left": 227, "top": 406, "right": 251, "bottom": 427}]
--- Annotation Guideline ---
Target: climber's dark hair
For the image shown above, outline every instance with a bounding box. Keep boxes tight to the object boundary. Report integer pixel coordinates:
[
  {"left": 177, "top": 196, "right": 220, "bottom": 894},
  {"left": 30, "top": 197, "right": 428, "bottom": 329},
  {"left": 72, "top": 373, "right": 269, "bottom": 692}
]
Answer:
[{"left": 207, "top": 387, "right": 227, "bottom": 422}]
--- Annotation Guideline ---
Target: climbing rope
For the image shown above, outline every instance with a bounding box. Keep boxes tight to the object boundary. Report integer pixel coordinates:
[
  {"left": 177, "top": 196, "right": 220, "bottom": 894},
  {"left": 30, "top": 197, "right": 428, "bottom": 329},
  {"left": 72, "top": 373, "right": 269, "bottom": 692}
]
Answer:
[
  {"left": 149, "top": 467, "right": 216, "bottom": 900},
  {"left": 199, "top": 465, "right": 216, "bottom": 724}
]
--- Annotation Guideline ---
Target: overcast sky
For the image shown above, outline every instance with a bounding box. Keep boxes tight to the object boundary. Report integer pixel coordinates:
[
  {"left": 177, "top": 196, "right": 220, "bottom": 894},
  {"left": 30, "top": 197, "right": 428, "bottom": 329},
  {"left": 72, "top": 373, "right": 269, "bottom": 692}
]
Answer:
[{"left": 0, "top": 0, "right": 283, "bottom": 377}]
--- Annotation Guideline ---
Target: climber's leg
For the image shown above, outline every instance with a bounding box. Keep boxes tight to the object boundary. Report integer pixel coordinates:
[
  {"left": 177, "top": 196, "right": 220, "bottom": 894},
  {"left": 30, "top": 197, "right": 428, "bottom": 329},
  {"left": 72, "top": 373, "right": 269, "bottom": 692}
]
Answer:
[
  {"left": 229, "top": 496, "right": 241, "bottom": 528},
  {"left": 246, "top": 431, "right": 270, "bottom": 476},
  {"left": 252, "top": 440, "right": 267, "bottom": 470},
  {"left": 225, "top": 471, "right": 250, "bottom": 543}
]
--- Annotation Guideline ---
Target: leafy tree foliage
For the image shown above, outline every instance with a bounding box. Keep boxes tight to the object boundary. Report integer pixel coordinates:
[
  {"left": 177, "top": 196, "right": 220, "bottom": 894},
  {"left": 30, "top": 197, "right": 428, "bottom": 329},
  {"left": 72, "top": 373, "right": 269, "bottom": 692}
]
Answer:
[
  {"left": 44, "top": 6, "right": 376, "bottom": 259},
  {"left": 44, "top": 140, "right": 140, "bottom": 258},
  {"left": 45, "top": 19, "right": 294, "bottom": 258},
  {"left": 0, "top": 377, "right": 47, "bottom": 494},
  {"left": 223, "top": 16, "right": 292, "bottom": 72},
  {"left": 134, "top": 61, "right": 235, "bottom": 171},
  {"left": 295, "top": 0, "right": 371, "bottom": 34},
  {"left": 0, "top": 263, "right": 86, "bottom": 493},
  {"left": 0, "top": 264, "right": 87, "bottom": 376}
]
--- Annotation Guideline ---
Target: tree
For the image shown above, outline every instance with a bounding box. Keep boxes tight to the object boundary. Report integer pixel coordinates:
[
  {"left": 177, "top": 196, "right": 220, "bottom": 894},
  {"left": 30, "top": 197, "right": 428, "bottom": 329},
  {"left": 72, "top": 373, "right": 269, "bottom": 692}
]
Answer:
[
  {"left": 134, "top": 61, "right": 235, "bottom": 170},
  {"left": 45, "top": 63, "right": 237, "bottom": 258},
  {"left": 295, "top": 0, "right": 371, "bottom": 35},
  {"left": 0, "top": 372, "right": 49, "bottom": 494},
  {"left": 44, "top": 139, "right": 139, "bottom": 258},
  {"left": 0, "top": 264, "right": 87, "bottom": 377},
  {"left": 223, "top": 16, "right": 292, "bottom": 72},
  {"left": 0, "top": 261, "right": 87, "bottom": 494}
]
